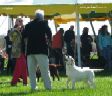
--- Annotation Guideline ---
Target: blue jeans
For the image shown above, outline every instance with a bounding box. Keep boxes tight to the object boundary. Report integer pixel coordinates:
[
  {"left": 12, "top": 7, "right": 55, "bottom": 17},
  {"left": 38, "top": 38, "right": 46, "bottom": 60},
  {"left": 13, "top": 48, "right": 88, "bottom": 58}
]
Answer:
[{"left": 102, "top": 47, "right": 112, "bottom": 70}]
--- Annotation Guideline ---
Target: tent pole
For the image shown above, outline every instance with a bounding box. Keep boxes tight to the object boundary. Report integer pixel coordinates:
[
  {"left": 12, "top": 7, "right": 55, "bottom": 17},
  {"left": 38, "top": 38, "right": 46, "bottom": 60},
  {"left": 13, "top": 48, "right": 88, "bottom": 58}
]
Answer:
[
  {"left": 76, "top": 12, "right": 81, "bottom": 67},
  {"left": 108, "top": 20, "right": 112, "bottom": 35},
  {"left": 110, "top": 21, "right": 112, "bottom": 35},
  {"left": 90, "top": 21, "right": 96, "bottom": 39},
  {"left": 11, "top": 16, "right": 14, "bottom": 28},
  {"left": 75, "top": 0, "right": 81, "bottom": 67},
  {"left": 108, "top": 11, "right": 112, "bottom": 35},
  {"left": 8, "top": 15, "right": 14, "bottom": 30},
  {"left": 53, "top": 20, "right": 57, "bottom": 33},
  {"left": 8, "top": 16, "right": 11, "bottom": 30}
]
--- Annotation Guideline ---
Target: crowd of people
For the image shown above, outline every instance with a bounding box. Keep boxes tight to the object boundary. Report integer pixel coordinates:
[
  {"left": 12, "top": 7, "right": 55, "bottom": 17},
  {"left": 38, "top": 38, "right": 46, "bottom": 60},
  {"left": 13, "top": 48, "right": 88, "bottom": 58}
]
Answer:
[{"left": 0, "top": 9, "right": 112, "bottom": 90}]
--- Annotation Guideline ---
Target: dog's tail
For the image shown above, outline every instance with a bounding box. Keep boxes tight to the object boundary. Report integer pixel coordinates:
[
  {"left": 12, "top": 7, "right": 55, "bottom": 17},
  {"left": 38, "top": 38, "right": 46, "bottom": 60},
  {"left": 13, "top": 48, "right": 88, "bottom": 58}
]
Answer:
[
  {"left": 91, "top": 69, "right": 104, "bottom": 72},
  {"left": 49, "top": 64, "right": 62, "bottom": 67}
]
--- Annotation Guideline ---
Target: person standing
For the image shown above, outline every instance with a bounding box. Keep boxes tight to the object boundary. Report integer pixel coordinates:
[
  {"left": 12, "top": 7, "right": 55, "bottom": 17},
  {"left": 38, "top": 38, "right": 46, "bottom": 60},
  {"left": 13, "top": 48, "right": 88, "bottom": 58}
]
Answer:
[
  {"left": 51, "top": 28, "right": 64, "bottom": 65},
  {"left": 51, "top": 28, "right": 65, "bottom": 73},
  {"left": 64, "top": 25, "right": 75, "bottom": 58},
  {"left": 98, "top": 25, "right": 112, "bottom": 71},
  {"left": 4, "top": 30, "right": 12, "bottom": 74},
  {"left": 10, "top": 18, "right": 28, "bottom": 86},
  {"left": 80, "top": 27, "right": 93, "bottom": 66},
  {"left": 22, "top": 9, "right": 52, "bottom": 90}
]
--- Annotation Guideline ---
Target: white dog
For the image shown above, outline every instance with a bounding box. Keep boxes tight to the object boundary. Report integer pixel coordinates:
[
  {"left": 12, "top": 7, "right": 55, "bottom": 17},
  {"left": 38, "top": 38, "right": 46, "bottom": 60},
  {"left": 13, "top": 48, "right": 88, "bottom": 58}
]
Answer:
[{"left": 65, "top": 55, "right": 103, "bottom": 89}]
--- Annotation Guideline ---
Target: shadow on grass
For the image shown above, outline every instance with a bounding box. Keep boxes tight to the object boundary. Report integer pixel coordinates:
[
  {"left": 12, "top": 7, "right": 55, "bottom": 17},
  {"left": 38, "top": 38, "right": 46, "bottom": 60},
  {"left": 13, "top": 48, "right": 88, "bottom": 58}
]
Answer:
[{"left": 0, "top": 92, "right": 30, "bottom": 96}]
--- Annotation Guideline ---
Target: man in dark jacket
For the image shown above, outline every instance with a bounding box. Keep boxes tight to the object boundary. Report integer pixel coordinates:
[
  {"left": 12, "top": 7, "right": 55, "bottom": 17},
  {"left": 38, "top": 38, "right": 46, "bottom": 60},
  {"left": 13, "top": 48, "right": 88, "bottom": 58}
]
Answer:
[
  {"left": 22, "top": 9, "right": 52, "bottom": 90},
  {"left": 81, "top": 27, "right": 93, "bottom": 66},
  {"left": 64, "top": 25, "right": 75, "bottom": 58}
]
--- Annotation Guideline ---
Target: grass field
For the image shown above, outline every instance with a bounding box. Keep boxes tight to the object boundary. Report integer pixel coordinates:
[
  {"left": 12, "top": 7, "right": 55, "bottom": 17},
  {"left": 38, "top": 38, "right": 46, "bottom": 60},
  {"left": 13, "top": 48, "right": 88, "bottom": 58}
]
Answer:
[{"left": 0, "top": 71, "right": 112, "bottom": 96}]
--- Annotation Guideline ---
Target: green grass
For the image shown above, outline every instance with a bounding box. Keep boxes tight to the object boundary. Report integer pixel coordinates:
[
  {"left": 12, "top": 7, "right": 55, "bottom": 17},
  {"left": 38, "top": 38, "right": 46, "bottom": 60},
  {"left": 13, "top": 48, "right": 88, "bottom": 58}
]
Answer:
[{"left": 0, "top": 71, "right": 112, "bottom": 96}]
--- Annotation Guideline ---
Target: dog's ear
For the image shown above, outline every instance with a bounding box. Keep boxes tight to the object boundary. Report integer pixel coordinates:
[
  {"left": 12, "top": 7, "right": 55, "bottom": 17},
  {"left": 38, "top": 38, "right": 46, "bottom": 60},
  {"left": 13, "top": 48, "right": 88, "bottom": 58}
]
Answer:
[
  {"left": 69, "top": 56, "right": 75, "bottom": 65},
  {"left": 68, "top": 55, "right": 72, "bottom": 59},
  {"left": 65, "top": 55, "right": 68, "bottom": 61},
  {"left": 71, "top": 58, "right": 75, "bottom": 64},
  {"left": 65, "top": 55, "right": 69, "bottom": 58}
]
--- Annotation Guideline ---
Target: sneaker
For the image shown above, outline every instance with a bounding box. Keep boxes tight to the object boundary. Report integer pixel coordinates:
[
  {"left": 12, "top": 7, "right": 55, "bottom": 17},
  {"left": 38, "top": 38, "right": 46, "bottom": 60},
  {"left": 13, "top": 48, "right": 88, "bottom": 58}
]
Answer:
[{"left": 31, "top": 87, "right": 38, "bottom": 92}]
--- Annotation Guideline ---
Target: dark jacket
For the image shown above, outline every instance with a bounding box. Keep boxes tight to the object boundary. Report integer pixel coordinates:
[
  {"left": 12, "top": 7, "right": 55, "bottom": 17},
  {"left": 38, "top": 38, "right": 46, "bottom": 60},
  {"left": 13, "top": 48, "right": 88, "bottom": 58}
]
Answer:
[
  {"left": 22, "top": 19, "right": 52, "bottom": 55},
  {"left": 4, "top": 35, "right": 12, "bottom": 55},
  {"left": 81, "top": 34, "right": 93, "bottom": 52},
  {"left": 64, "top": 30, "right": 75, "bottom": 43}
]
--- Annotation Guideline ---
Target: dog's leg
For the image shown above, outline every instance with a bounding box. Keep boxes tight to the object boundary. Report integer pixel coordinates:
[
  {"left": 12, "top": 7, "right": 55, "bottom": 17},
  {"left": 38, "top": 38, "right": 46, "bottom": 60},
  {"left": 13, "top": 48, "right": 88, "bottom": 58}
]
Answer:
[
  {"left": 51, "top": 68, "right": 60, "bottom": 81},
  {"left": 56, "top": 69, "right": 60, "bottom": 81},
  {"left": 88, "top": 74, "right": 96, "bottom": 88},
  {"left": 36, "top": 66, "right": 41, "bottom": 82},
  {"left": 91, "top": 82, "right": 96, "bottom": 88},
  {"left": 91, "top": 76, "right": 96, "bottom": 88},
  {"left": 52, "top": 74, "right": 55, "bottom": 81},
  {"left": 67, "top": 78, "right": 70, "bottom": 89},
  {"left": 85, "top": 80, "right": 90, "bottom": 88},
  {"left": 84, "top": 80, "right": 89, "bottom": 88},
  {"left": 55, "top": 73, "right": 60, "bottom": 81},
  {"left": 89, "top": 79, "right": 96, "bottom": 88},
  {"left": 57, "top": 75, "right": 60, "bottom": 81},
  {"left": 37, "top": 77, "right": 39, "bottom": 82},
  {"left": 36, "top": 73, "right": 41, "bottom": 82},
  {"left": 72, "top": 80, "right": 75, "bottom": 89},
  {"left": 87, "top": 78, "right": 96, "bottom": 88}
]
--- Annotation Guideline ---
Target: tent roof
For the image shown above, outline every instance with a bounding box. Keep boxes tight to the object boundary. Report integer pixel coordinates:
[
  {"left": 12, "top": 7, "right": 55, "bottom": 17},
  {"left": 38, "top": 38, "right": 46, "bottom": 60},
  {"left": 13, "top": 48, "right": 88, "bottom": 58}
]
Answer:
[
  {"left": 0, "top": 3, "right": 112, "bottom": 17},
  {"left": 0, "top": 4, "right": 75, "bottom": 18},
  {"left": 0, "top": 3, "right": 112, "bottom": 24}
]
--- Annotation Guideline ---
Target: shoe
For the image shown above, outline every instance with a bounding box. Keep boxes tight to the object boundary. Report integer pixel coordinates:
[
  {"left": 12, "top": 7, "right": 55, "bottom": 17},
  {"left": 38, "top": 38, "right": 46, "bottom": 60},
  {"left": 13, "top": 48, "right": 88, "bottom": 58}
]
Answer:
[
  {"left": 45, "top": 86, "right": 51, "bottom": 90},
  {"left": 11, "top": 83, "right": 17, "bottom": 86},
  {"left": 31, "top": 87, "right": 38, "bottom": 92},
  {"left": 23, "top": 84, "right": 27, "bottom": 86},
  {"left": 46, "top": 87, "right": 51, "bottom": 90},
  {"left": 18, "top": 78, "right": 22, "bottom": 82}
]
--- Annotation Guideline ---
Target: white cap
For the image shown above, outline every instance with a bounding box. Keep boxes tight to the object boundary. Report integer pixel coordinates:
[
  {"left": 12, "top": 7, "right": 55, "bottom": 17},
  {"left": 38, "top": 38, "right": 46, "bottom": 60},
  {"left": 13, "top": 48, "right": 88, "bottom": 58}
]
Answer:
[{"left": 35, "top": 9, "right": 44, "bottom": 20}]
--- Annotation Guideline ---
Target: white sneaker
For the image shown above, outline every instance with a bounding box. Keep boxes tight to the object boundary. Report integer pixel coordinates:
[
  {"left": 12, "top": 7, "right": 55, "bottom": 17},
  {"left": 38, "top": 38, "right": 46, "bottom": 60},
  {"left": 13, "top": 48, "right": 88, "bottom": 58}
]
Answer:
[{"left": 31, "top": 87, "right": 38, "bottom": 91}]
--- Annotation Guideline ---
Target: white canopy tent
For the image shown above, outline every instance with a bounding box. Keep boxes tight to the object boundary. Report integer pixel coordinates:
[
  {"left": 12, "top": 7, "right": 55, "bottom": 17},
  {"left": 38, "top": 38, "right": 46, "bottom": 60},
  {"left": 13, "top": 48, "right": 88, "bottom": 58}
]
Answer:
[{"left": 0, "top": 0, "right": 112, "bottom": 67}]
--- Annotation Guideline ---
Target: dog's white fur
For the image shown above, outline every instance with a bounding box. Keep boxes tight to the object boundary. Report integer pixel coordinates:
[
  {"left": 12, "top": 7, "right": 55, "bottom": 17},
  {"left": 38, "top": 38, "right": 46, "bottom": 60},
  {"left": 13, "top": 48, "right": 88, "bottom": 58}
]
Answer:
[{"left": 65, "top": 56, "right": 103, "bottom": 89}]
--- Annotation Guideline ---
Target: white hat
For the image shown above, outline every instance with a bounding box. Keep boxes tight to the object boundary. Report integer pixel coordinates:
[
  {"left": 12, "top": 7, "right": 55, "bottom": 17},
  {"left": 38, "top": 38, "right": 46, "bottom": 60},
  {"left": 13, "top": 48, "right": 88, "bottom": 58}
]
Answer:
[{"left": 35, "top": 9, "right": 44, "bottom": 20}]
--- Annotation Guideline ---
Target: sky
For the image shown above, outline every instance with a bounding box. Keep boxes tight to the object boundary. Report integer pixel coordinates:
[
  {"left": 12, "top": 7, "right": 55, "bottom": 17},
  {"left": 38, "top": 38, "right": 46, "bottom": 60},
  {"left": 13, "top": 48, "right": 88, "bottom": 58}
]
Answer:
[
  {"left": 0, "top": 0, "right": 33, "bottom": 5},
  {"left": 0, "top": 0, "right": 112, "bottom": 5},
  {"left": 33, "top": 0, "right": 112, "bottom": 4},
  {"left": 0, "top": 0, "right": 112, "bottom": 35}
]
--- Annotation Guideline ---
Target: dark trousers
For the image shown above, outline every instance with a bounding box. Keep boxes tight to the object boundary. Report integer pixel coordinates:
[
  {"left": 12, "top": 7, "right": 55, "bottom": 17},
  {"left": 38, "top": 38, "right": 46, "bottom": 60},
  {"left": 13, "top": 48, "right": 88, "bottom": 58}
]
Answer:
[
  {"left": 66, "top": 42, "right": 74, "bottom": 58},
  {"left": 54, "top": 48, "right": 64, "bottom": 65},
  {"left": 7, "top": 58, "right": 16, "bottom": 75}
]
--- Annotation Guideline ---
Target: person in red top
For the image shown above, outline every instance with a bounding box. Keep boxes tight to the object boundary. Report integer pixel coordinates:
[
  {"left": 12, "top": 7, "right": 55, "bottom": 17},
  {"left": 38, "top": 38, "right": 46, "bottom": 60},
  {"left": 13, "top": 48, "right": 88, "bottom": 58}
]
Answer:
[
  {"left": 51, "top": 28, "right": 64, "bottom": 66},
  {"left": 52, "top": 29, "right": 63, "bottom": 48}
]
